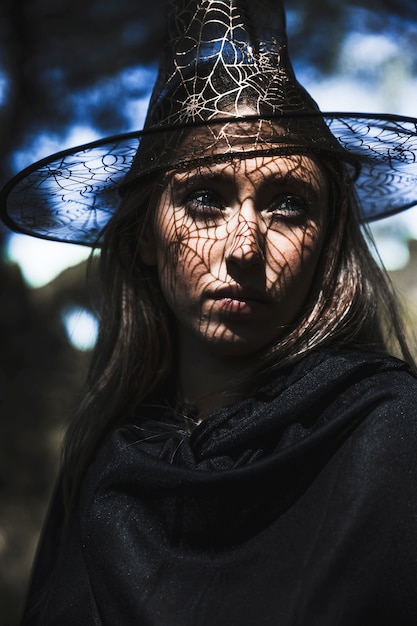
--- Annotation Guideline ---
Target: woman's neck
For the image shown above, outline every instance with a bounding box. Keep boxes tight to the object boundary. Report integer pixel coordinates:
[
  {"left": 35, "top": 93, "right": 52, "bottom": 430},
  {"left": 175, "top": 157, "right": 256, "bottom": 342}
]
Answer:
[{"left": 178, "top": 335, "right": 257, "bottom": 420}]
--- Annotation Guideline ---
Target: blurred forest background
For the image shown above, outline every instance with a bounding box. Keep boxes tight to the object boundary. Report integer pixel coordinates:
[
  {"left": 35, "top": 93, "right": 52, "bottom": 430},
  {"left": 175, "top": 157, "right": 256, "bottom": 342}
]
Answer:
[{"left": 1, "top": 0, "right": 417, "bottom": 623}]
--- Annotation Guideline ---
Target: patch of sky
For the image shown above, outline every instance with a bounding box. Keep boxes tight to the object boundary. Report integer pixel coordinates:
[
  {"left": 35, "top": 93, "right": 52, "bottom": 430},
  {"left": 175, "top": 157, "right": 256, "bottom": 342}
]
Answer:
[
  {"left": 118, "top": 65, "right": 157, "bottom": 130},
  {"left": 285, "top": 9, "right": 303, "bottom": 36},
  {"left": 11, "top": 125, "right": 102, "bottom": 173},
  {"left": 122, "top": 20, "right": 152, "bottom": 47},
  {"left": 62, "top": 305, "right": 99, "bottom": 352},
  {"left": 340, "top": 32, "right": 400, "bottom": 71},
  {"left": 68, "top": 64, "right": 157, "bottom": 133},
  {"left": 5, "top": 233, "right": 95, "bottom": 288},
  {"left": 298, "top": 26, "right": 415, "bottom": 116},
  {"left": 40, "top": 66, "right": 66, "bottom": 85},
  {"left": 367, "top": 210, "right": 417, "bottom": 271},
  {"left": 288, "top": 3, "right": 415, "bottom": 117},
  {"left": 365, "top": 226, "right": 410, "bottom": 271},
  {"left": 0, "top": 70, "right": 9, "bottom": 107}
]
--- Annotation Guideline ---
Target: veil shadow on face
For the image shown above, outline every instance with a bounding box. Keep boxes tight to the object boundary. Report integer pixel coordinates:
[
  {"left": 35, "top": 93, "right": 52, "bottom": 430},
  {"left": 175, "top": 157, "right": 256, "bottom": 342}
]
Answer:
[
  {"left": 145, "top": 151, "right": 331, "bottom": 361},
  {"left": 103, "top": 146, "right": 349, "bottom": 355}
]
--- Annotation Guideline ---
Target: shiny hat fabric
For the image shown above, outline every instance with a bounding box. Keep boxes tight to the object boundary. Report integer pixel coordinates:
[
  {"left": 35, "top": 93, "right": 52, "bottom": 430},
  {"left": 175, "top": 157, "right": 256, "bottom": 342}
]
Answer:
[{"left": 1, "top": 0, "right": 417, "bottom": 245}]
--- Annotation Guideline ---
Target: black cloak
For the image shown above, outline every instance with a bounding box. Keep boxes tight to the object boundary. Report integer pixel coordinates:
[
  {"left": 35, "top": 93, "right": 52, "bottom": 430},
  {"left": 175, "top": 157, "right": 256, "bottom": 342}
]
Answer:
[{"left": 22, "top": 350, "right": 417, "bottom": 625}]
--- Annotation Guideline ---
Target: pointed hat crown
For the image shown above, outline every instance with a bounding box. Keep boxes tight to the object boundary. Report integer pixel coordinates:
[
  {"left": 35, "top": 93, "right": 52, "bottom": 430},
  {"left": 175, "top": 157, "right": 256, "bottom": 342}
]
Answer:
[
  {"left": 145, "top": 0, "right": 319, "bottom": 126},
  {"left": 130, "top": 0, "right": 331, "bottom": 180}
]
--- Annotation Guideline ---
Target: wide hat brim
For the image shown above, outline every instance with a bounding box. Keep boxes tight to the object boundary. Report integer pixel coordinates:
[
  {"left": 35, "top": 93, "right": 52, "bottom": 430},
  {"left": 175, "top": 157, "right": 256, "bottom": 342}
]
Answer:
[{"left": 1, "top": 111, "right": 417, "bottom": 246}]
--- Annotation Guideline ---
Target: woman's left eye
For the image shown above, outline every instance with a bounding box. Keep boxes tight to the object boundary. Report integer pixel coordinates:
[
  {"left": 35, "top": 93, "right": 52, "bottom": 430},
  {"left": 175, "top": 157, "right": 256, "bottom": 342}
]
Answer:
[{"left": 268, "top": 194, "right": 308, "bottom": 218}]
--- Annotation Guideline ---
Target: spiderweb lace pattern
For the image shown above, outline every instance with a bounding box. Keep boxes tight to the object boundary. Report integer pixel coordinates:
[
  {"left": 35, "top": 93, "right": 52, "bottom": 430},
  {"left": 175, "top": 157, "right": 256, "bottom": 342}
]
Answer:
[{"left": 146, "top": 0, "right": 313, "bottom": 126}]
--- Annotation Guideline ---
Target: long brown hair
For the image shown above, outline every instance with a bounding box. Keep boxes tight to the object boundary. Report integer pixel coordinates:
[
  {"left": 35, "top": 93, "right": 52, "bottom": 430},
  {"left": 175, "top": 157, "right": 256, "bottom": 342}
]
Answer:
[{"left": 61, "top": 157, "right": 414, "bottom": 508}]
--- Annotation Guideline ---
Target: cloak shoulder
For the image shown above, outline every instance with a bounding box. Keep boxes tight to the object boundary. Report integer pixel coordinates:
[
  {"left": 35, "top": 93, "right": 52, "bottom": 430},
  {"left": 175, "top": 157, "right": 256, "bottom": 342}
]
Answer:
[{"left": 23, "top": 350, "right": 417, "bottom": 625}]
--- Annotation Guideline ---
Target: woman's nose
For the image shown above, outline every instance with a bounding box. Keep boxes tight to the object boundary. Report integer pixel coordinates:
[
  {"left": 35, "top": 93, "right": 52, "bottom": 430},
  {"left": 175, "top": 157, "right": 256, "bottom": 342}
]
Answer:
[{"left": 225, "top": 204, "right": 265, "bottom": 267}]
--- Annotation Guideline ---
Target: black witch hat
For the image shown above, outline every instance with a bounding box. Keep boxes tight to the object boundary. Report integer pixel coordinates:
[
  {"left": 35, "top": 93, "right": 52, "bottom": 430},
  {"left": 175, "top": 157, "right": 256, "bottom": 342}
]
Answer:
[{"left": 1, "top": 0, "right": 417, "bottom": 245}]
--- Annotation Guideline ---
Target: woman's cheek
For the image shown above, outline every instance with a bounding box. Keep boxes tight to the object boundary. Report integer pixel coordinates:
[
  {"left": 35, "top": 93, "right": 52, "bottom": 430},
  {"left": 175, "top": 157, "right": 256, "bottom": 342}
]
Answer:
[{"left": 265, "top": 229, "right": 322, "bottom": 295}]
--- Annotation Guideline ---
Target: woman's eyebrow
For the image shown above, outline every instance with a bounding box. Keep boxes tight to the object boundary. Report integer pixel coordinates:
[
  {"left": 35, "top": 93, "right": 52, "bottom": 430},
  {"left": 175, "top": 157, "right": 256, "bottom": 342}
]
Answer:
[
  {"left": 170, "top": 168, "right": 231, "bottom": 187},
  {"left": 264, "top": 173, "right": 324, "bottom": 195},
  {"left": 171, "top": 172, "right": 214, "bottom": 186}
]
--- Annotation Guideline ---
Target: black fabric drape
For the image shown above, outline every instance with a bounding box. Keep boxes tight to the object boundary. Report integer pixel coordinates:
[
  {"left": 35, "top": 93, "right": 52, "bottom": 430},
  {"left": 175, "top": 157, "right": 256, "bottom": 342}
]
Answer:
[{"left": 23, "top": 350, "right": 417, "bottom": 625}]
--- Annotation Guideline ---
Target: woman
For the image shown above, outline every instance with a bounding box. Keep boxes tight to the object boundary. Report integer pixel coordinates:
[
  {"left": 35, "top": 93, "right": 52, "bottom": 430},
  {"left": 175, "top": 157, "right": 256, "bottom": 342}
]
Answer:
[{"left": 2, "top": 1, "right": 417, "bottom": 624}]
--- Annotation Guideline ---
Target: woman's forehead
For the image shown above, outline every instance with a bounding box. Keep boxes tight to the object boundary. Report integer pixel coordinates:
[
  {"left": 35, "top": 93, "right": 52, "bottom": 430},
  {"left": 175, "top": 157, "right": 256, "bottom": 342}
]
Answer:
[{"left": 166, "top": 153, "right": 328, "bottom": 191}]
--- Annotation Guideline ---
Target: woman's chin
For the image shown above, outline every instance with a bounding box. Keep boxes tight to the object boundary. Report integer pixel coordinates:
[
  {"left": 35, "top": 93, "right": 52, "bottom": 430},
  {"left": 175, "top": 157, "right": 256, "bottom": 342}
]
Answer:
[{"left": 194, "top": 328, "right": 279, "bottom": 358}]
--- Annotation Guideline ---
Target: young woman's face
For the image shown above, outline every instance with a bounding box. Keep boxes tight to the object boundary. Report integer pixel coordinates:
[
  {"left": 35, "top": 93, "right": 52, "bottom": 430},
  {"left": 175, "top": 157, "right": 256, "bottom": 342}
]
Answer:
[{"left": 141, "top": 153, "right": 329, "bottom": 357}]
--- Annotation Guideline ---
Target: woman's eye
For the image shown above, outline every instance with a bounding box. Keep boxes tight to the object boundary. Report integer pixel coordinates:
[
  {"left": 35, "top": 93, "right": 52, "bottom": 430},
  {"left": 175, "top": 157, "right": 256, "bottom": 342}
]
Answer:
[
  {"left": 268, "top": 193, "right": 308, "bottom": 218},
  {"left": 184, "top": 190, "right": 224, "bottom": 217}
]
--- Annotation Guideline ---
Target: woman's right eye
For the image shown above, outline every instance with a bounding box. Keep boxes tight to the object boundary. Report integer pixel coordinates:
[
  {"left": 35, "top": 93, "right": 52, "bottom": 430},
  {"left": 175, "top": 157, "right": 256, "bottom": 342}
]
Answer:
[{"left": 184, "top": 190, "right": 224, "bottom": 217}]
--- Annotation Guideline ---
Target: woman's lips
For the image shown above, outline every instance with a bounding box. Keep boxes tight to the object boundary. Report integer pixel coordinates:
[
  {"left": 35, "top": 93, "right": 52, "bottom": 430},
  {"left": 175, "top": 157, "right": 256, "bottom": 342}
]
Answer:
[
  {"left": 214, "top": 297, "right": 263, "bottom": 314},
  {"left": 209, "top": 285, "right": 270, "bottom": 314}
]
